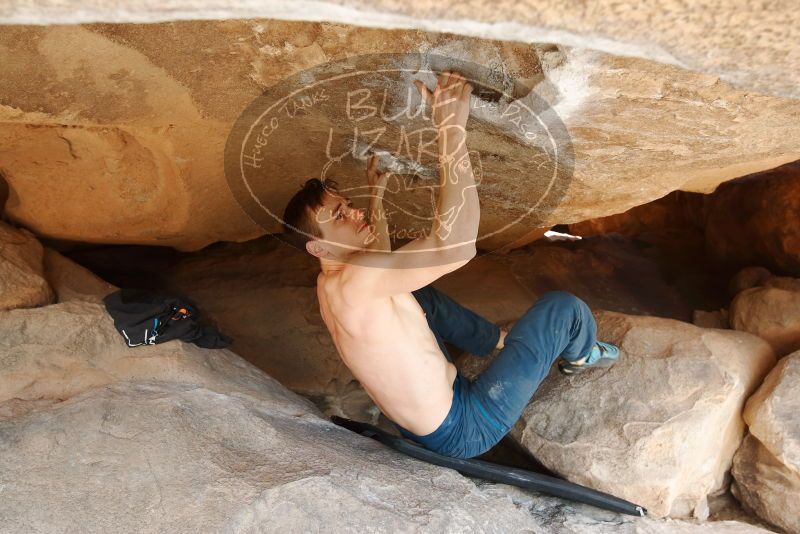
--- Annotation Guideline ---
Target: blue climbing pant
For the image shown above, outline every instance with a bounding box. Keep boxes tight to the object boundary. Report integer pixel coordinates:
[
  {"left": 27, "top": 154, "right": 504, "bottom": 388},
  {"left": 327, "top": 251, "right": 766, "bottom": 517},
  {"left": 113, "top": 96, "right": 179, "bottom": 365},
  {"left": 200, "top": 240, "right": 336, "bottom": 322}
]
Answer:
[{"left": 393, "top": 286, "right": 598, "bottom": 459}]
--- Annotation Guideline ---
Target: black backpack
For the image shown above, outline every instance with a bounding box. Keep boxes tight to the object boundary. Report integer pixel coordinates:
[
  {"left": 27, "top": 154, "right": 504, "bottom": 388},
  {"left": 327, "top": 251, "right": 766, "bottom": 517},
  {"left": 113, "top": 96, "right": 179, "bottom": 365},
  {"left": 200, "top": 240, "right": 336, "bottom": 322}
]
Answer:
[{"left": 103, "top": 288, "right": 232, "bottom": 349}]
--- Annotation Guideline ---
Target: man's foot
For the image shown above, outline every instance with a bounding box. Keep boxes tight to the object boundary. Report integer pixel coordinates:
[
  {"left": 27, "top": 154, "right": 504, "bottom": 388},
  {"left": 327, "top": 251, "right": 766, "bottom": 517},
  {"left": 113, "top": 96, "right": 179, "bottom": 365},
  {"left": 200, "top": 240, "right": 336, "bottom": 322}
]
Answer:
[{"left": 558, "top": 341, "right": 620, "bottom": 375}]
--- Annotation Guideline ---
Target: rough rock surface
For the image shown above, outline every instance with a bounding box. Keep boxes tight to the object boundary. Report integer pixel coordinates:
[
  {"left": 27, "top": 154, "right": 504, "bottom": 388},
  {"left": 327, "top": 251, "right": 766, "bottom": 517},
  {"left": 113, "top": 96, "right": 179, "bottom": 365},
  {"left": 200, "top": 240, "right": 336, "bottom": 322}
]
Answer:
[
  {"left": 0, "top": 221, "right": 54, "bottom": 310},
  {"left": 0, "top": 171, "right": 8, "bottom": 218},
  {"left": 1, "top": 0, "right": 799, "bottom": 101},
  {"left": 0, "top": 380, "right": 774, "bottom": 534},
  {"left": 0, "top": 299, "right": 307, "bottom": 409},
  {"left": 42, "top": 248, "right": 116, "bottom": 303},
  {"left": 729, "top": 268, "right": 775, "bottom": 297},
  {"left": 732, "top": 436, "right": 799, "bottom": 534},
  {"left": 1, "top": 22, "right": 799, "bottom": 250},
  {"left": 0, "top": 381, "right": 535, "bottom": 533},
  {"left": 508, "top": 311, "right": 776, "bottom": 519},
  {"left": 501, "top": 235, "right": 696, "bottom": 320},
  {"left": 498, "top": 485, "right": 775, "bottom": 534},
  {"left": 732, "top": 351, "right": 800, "bottom": 534},
  {"left": 730, "top": 286, "right": 800, "bottom": 358}
]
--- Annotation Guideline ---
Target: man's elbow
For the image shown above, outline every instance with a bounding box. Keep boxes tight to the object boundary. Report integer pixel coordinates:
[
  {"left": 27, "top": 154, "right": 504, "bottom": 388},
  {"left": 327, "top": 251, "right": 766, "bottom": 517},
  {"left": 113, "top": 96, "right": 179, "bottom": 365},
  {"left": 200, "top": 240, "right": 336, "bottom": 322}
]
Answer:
[
  {"left": 463, "top": 243, "right": 478, "bottom": 261},
  {"left": 436, "top": 243, "right": 476, "bottom": 271}
]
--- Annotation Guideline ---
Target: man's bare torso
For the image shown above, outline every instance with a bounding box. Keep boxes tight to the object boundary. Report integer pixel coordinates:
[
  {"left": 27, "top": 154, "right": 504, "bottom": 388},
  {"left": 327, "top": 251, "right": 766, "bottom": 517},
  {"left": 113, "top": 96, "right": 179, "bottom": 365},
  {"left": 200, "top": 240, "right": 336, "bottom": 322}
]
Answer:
[{"left": 317, "top": 271, "right": 457, "bottom": 435}]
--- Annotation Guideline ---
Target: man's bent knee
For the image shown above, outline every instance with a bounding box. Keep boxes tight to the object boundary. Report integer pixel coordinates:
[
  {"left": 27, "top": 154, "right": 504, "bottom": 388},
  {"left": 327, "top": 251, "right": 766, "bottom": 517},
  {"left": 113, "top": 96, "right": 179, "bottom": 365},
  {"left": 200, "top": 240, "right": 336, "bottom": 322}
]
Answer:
[{"left": 538, "top": 290, "right": 585, "bottom": 311}]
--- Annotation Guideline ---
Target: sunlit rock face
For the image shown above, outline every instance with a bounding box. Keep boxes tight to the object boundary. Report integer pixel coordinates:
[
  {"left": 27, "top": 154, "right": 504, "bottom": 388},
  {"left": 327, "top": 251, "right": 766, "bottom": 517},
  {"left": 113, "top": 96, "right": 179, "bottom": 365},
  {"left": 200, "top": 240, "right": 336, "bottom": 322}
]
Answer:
[
  {"left": 730, "top": 285, "right": 800, "bottom": 358},
  {"left": 1, "top": 21, "right": 799, "bottom": 251}
]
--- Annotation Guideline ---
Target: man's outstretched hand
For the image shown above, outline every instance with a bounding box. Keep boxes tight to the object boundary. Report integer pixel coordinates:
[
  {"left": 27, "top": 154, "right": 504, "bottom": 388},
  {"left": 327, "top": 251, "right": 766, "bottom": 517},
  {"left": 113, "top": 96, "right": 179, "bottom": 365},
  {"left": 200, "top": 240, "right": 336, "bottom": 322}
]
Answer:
[
  {"left": 414, "top": 70, "right": 473, "bottom": 132},
  {"left": 364, "top": 153, "right": 391, "bottom": 251},
  {"left": 366, "top": 153, "right": 388, "bottom": 192}
]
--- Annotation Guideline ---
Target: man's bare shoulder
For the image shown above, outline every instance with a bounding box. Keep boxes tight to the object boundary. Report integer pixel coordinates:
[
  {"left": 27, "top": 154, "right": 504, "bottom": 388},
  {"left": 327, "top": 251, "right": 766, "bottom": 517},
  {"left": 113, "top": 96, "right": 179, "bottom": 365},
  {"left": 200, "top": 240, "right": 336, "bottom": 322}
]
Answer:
[
  {"left": 321, "top": 262, "right": 389, "bottom": 307},
  {"left": 318, "top": 266, "right": 377, "bottom": 310},
  {"left": 317, "top": 268, "right": 347, "bottom": 299},
  {"left": 317, "top": 265, "right": 419, "bottom": 334}
]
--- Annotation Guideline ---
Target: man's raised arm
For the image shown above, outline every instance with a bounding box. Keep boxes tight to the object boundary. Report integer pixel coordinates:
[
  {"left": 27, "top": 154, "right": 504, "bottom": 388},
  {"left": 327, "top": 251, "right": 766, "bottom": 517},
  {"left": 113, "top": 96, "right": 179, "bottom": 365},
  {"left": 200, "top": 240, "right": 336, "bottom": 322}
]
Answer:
[
  {"left": 417, "top": 70, "right": 479, "bottom": 257},
  {"left": 340, "top": 71, "right": 480, "bottom": 299}
]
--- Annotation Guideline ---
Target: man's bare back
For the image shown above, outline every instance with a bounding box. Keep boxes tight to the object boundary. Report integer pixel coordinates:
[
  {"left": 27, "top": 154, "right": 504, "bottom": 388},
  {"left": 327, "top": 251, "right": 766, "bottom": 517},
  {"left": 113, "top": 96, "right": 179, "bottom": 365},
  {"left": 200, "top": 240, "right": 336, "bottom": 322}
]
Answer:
[{"left": 317, "top": 271, "right": 457, "bottom": 435}]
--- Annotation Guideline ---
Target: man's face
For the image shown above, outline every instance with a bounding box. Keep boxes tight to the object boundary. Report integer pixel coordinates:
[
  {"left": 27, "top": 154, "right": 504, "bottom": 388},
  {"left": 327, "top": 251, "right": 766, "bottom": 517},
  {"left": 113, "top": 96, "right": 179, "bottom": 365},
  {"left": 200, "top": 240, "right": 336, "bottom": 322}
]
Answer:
[{"left": 308, "top": 191, "right": 370, "bottom": 258}]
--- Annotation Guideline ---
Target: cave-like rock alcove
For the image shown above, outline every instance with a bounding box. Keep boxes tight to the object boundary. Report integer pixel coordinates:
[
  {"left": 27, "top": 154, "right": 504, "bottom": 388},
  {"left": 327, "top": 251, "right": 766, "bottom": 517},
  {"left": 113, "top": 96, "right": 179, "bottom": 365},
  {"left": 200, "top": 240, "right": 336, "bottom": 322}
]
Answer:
[{"left": 1, "top": 3, "right": 799, "bottom": 533}]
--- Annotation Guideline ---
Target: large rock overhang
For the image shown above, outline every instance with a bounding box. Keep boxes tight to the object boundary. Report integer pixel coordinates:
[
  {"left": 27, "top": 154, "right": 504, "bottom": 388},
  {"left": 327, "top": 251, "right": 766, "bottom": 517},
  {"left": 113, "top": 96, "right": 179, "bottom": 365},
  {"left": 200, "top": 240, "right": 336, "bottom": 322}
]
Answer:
[{"left": 1, "top": 4, "right": 798, "bottom": 251}]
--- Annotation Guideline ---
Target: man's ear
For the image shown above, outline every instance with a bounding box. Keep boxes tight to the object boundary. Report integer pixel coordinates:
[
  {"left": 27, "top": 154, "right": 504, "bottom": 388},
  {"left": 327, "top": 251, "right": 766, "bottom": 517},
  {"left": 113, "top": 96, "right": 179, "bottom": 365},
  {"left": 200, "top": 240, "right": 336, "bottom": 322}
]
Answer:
[{"left": 306, "top": 239, "right": 329, "bottom": 259}]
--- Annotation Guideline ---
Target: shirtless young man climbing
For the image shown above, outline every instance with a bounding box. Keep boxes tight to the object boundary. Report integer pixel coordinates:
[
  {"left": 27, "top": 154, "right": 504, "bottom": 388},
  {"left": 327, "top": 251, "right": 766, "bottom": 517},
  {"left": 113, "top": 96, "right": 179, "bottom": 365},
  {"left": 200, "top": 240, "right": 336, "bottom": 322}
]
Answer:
[{"left": 282, "top": 70, "right": 619, "bottom": 459}]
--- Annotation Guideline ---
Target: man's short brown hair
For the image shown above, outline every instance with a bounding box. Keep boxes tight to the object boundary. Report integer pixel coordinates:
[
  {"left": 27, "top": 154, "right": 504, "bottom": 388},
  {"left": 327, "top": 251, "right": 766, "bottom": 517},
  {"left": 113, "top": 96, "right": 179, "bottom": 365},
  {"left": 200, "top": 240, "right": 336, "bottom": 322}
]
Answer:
[{"left": 281, "top": 178, "right": 338, "bottom": 250}]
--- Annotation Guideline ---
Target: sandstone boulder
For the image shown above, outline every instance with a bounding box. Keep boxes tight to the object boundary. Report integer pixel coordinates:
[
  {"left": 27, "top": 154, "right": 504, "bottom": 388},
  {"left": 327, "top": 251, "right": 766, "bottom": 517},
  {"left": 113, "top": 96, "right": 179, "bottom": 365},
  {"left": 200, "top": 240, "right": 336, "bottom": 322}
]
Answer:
[
  {"left": 509, "top": 311, "right": 776, "bottom": 519},
  {"left": 0, "top": 237, "right": 777, "bottom": 531},
  {"left": 0, "top": 221, "right": 54, "bottom": 310},
  {"left": 730, "top": 286, "right": 800, "bottom": 357},
  {"left": 0, "top": 379, "right": 774, "bottom": 533},
  {"left": 0, "top": 380, "right": 535, "bottom": 533},
  {"left": 732, "top": 351, "right": 800, "bottom": 534}
]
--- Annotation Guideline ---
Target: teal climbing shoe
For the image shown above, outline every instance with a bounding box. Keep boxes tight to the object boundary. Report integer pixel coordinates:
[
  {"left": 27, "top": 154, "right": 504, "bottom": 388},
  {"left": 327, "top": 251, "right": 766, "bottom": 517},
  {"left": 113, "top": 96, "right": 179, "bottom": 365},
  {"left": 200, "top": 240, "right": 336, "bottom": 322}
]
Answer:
[{"left": 558, "top": 341, "right": 620, "bottom": 375}]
